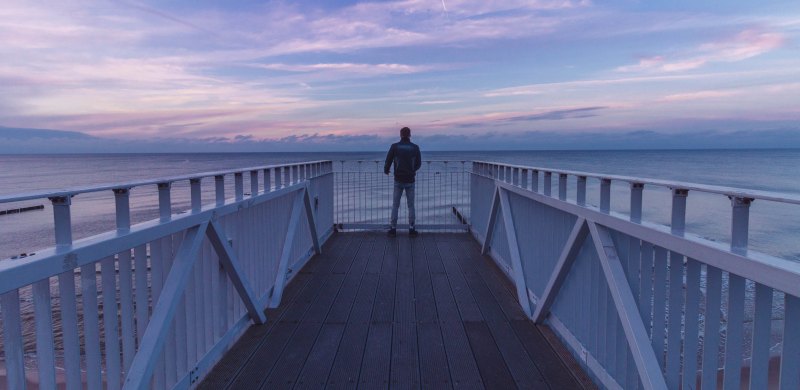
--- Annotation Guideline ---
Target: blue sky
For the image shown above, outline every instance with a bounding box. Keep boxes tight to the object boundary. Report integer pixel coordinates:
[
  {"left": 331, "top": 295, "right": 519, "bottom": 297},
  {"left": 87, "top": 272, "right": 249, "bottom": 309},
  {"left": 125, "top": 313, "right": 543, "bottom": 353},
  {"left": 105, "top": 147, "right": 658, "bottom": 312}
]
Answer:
[{"left": 1, "top": 0, "right": 798, "bottom": 150}]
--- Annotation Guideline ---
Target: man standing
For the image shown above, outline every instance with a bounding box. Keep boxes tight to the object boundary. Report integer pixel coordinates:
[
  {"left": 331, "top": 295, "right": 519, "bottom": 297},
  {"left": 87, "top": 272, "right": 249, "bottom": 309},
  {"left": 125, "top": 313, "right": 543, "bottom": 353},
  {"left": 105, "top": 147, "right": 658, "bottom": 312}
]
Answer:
[{"left": 384, "top": 126, "right": 421, "bottom": 236}]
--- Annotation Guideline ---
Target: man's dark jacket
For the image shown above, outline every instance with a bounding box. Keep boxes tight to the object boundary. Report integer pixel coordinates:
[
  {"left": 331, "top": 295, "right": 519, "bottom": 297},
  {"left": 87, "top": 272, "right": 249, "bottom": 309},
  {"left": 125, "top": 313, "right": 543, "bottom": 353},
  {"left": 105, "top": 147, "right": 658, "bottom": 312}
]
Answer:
[{"left": 384, "top": 138, "right": 421, "bottom": 183}]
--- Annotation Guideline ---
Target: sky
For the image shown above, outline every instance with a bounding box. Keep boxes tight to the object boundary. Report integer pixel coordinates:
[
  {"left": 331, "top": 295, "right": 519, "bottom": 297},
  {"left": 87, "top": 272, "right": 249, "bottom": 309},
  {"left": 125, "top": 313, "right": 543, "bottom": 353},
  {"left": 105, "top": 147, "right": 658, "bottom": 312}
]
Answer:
[{"left": 1, "top": 0, "right": 799, "bottom": 151}]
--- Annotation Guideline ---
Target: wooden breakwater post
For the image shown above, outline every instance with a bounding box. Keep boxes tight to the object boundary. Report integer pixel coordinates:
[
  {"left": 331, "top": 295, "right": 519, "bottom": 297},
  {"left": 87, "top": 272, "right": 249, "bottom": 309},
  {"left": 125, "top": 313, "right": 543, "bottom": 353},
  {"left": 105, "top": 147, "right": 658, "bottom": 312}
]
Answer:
[{"left": 0, "top": 204, "right": 44, "bottom": 215}]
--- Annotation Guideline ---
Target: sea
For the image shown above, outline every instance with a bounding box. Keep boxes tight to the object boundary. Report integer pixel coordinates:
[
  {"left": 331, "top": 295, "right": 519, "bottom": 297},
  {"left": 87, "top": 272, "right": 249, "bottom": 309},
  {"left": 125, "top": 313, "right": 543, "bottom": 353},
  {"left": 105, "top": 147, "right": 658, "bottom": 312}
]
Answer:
[{"left": 1, "top": 149, "right": 799, "bottom": 262}]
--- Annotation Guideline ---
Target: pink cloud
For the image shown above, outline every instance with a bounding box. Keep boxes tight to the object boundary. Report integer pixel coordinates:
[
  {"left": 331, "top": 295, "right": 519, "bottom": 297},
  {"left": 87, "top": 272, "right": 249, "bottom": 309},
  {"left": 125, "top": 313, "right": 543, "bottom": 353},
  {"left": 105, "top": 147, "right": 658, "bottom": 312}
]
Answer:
[{"left": 617, "top": 29, "right": 786, "bottom": 73}]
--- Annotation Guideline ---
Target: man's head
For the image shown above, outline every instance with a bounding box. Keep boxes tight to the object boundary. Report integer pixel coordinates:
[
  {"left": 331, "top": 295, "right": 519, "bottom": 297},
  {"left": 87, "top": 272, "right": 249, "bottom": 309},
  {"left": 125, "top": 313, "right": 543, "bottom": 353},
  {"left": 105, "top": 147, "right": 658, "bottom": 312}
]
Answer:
[{"left": 400, "top": 126, "right": 411, "bottom": 140}]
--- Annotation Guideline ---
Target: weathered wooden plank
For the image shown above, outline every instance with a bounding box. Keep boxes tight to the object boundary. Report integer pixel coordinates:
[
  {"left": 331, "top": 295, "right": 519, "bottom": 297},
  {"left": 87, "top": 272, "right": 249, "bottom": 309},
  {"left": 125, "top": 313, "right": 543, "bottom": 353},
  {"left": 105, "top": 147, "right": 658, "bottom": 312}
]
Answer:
[
  {"left": 418, "top": 321, "right": 452, "bottom": 388},
  {"left": 294, "top": 323, "right": 346, "bottom": 389},
  {"left": 464, "top": 321, "right": 516, "bottom": 389},
  {"left": 359, "top": 322, "right": 393, "bottom": 388},
  {"left": 327, "top": 274, "right": 380, "bottom": 388},
  {"left": 430, "top": 273, "right": 483, "bottom": 388},
  {"left": 391, "top": 321, "right": 421, "bottom": 389}
]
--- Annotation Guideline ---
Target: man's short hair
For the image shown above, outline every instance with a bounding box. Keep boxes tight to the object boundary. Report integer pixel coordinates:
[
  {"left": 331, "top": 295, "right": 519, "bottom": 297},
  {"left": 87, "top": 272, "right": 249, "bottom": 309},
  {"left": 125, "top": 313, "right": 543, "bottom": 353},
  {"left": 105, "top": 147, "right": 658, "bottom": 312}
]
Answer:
[{"left": 400, "top": 127, "right": 411, "bottom": 138}]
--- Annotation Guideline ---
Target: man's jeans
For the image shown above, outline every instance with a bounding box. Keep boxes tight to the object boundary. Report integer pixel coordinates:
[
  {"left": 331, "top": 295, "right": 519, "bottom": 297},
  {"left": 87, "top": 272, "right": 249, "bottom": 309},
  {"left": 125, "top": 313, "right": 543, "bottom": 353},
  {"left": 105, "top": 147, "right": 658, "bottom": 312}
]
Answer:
[{"left": 390, "top": 181, "right": 415, "bottom": 228}]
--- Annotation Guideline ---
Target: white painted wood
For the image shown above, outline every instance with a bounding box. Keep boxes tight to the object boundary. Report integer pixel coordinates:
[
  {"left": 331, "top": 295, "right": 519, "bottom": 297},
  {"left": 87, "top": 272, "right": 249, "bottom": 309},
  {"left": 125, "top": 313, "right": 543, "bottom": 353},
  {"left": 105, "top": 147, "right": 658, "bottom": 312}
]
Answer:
[
  {"left": 58, "top": 270, "right": 82, "bottom": 390},
  {"left": 133, "top": 244, "right": 149, "bottom": 347},
  {"left": 269, "top": 191, "right": 305, "bottom": 308},
  {"left": 665, "top": 251, "right": 683, "bottom": 389},
  {"left": 207, "top": 220, "right": 267, "bottom": 324},
  {"left": 0, "top": 181, "right": 315, "bottom": 295},
  {"left": 722, "top": 273, "right": 745, "bottom": 390},
  {"left": 470, "top": 160, "right": 800, "bottom": 206},
  {"left": 701, "top": 265, "right": 722, "bottom": 390},
  {"left": 749, "top": 283, "right": 772, "bottom": 390},
  {"left": 499, "top": 188, "right": 533, "bottom": 317},
  {"left": 491, "top": 181, "right": 800, "bottom": 298},
  {"left": 681, "top": 258, "right": 701, "bottom": 390},
  {"left": 533, "top": 218, "right": 589, "bottom": 323},
  {"left": 118, "top": 249, "right": 136, "bottom": 375},
  {"left": 149, "top": 239, "right": 166, "bottom": 390},
  {"left": 481, "top": 187, "right": 501, "bottom": 255},
  {"left": 81, "top": 262, "right": 103, "bottom": 390},
  {"left": 102, "top": 256, "right": 122, "bottom": 390},
  {"left": 588, "top": 222, "right": 668, "bottom": 390},
  {"left": 1, "top": 290, "right": 26, "bottom": 390},
  {"left": 779, "top": 294, "right": 800, "bottom": 390},
  {"left": 32, "top": 279, "right": 56, "bottom": 389},
  {"left": 651, "top": 247, "right": 667, "bottom": 369},
  {"left": 303, "top": 186, "right": 321, "bottom": 254},
  {"left": 123, "top": 223, "right": 207, "bottom": 390},
  {"left": 0, "top": 160, "right": 330, "bottom": 203}
]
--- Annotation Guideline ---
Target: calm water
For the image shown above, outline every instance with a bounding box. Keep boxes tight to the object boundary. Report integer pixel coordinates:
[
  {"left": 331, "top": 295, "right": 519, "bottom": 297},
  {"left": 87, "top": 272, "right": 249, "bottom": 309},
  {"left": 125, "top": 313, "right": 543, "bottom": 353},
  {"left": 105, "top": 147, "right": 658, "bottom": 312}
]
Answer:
[{"left": 1, "top": 150, "right": 799, "bottom": 261}]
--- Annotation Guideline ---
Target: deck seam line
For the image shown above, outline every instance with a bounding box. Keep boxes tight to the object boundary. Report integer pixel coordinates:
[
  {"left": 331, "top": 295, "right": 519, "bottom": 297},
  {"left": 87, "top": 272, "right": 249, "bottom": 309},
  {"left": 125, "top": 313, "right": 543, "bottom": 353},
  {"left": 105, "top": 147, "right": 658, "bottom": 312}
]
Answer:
[
  {"left": 425, "top": 234, "right": 456, "bottom": 388},
  {"left": 218, "top": 234, "right": 351, "bottom": 389},
  {"left": 318, "top": 234, "right": 376, "bottom": 388},
  {"left": 281, "top": 235, "right": 368, "bottom": 389},
  {"left": 433, "top": 235, "right": 487, "bottom": 389},
  {"left": 253, "top": 235, "right": 362, "bottom": 389}
]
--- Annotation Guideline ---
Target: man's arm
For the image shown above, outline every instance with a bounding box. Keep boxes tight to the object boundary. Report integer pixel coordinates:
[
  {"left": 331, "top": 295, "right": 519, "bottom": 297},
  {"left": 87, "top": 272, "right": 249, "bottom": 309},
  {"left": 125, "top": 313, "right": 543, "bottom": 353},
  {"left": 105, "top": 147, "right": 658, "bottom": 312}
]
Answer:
[
  {"left": 384, "top": 144, "right": 395, "bottom": 175},
  {"left": 414, "top": 145, "right": 422, "bottom": 172}
]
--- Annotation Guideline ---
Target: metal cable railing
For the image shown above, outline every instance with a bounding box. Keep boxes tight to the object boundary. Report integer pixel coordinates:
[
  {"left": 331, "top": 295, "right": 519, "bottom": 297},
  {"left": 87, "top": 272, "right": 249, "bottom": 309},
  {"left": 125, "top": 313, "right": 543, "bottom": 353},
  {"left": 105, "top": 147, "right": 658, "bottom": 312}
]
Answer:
[{"left": 333, "top": 160, "right": 469, "bottom": 231}]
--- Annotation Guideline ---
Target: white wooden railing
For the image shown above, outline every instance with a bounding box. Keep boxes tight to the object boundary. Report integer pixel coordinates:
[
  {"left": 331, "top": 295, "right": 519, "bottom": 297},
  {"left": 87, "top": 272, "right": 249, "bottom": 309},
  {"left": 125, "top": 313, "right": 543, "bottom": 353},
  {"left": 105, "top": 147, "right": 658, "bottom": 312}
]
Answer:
[
  {"left": 0, "top": 161, "right": 333, "bottom": 390},
  {"left": 471, "top": 161, "right": 800, "bottom": 390}
]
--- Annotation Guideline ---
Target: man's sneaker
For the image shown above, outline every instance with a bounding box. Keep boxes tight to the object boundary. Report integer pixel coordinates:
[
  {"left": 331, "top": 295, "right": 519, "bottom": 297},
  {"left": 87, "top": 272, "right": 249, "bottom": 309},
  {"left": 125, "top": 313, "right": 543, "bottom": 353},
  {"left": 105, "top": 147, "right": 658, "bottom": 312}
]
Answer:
[
  {"left": 387, "top": 228, "right": 397, "bottom": 237},
  {"left": 409, "top": 227, "right": 418, "bottom": 237}
]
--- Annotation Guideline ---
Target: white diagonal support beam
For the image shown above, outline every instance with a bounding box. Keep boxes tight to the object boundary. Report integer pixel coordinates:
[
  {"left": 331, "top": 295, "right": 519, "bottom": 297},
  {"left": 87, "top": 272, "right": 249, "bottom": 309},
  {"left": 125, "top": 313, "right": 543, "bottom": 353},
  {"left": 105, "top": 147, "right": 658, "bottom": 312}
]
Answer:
[
  {"left": 206, "top": 220, "right": 267, "bottom": 324},
  {"left": 269, "top": 189, "right": 306, "bottom": 308},
  {"left": 481, "top": 186, "right": 501, "bottom": 255},
  {"left": 499, "top": 187, "right": 534, "bottom": 317},
  {"left": 588, "top": 221, "right": 668, "bottom": 390},
  {"left": 533, "top": 217, "right": 589, "bottom": 323},
  {"left": 123, "top": 222, "right": 208, "bottom": 390},
  {"left": 302, "top": 185, "right": 321, "bottom": 254}
]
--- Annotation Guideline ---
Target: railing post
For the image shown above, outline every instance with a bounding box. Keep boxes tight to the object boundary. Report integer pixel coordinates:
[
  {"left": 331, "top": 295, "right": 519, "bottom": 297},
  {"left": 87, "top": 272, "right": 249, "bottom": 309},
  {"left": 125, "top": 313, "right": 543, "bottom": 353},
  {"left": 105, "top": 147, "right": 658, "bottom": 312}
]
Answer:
[
  {"left": 114, "top": 187, "right": 136, "bottom": 376},
  {"left": 51, "top": 195, "right": 81, "bottom": 388},
  {"left": 250, "top": 170, "right": 259, "bottom": 196},
  {"left": 50, "top": 195, "right": 73, "bottom": 246},
  {"left": 284, "top": 165, "right": 291, "bottom": 186},
  {"left": 158, "top": 182, "right": 172, "bottom": 221},
  {"left": 600, "top": 178, "right": 611, "bottom": 213},
  {"left": 671, "top": 189, "right": 688, "bottom": 235},
  {"left": 292, "top": 165, "right": 299, "bottom": 184},
  {"left": 544, "top": 172, "right": 552, "bottom": 196},
  {"left": 730, "top": 196, "right": 752, "bottom": 254},
  {"left": 215, "top": 175, "right": 225, "bottom": 205},
  {"left": 577, "top": 176, "right": 587, "bottom": 206},
  {"left": 234, "top": 172, "right": 244, "bottom": 200},
  {"left": 512, "top": 168, "right": 519, "bottom": 186},
  {"left": 264, "top": 168, "right": 272, "bottom": 192},
  {"left": 521, "top": 169, "right": 528, "bottom": 189},
  {"left": 275, "top": 167, "right": 283, "bottom": 189},
  {"left": 190, "top": 179, "right": 202, "bottom": 213},
  {"left": 630, "top": 183, "right": 643, "bottom": 223},
  {"left": 558, "top": 173, "right": 567, "bottom": 201},
  {"left": 532, "top": 170, "right": 539, "bottom": 192}
]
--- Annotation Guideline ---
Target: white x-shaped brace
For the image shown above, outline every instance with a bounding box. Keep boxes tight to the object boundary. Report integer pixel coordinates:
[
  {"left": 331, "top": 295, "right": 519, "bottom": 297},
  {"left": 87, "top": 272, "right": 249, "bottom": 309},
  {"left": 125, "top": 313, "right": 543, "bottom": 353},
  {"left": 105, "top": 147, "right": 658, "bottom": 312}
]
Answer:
[
  {"left": 124, "top": 185, "right": 320, "bottom": 390},
  {"left": 482, "top": 184, "right": 668, "bottom": 390}
]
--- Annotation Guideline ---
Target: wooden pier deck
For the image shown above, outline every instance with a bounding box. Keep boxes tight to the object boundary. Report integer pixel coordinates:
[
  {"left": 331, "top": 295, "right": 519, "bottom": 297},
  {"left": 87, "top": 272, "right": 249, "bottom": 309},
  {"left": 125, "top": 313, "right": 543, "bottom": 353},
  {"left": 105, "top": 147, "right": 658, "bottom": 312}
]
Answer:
[{"left": 200, "top": 232, "right": 590, "bottom": 389}]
